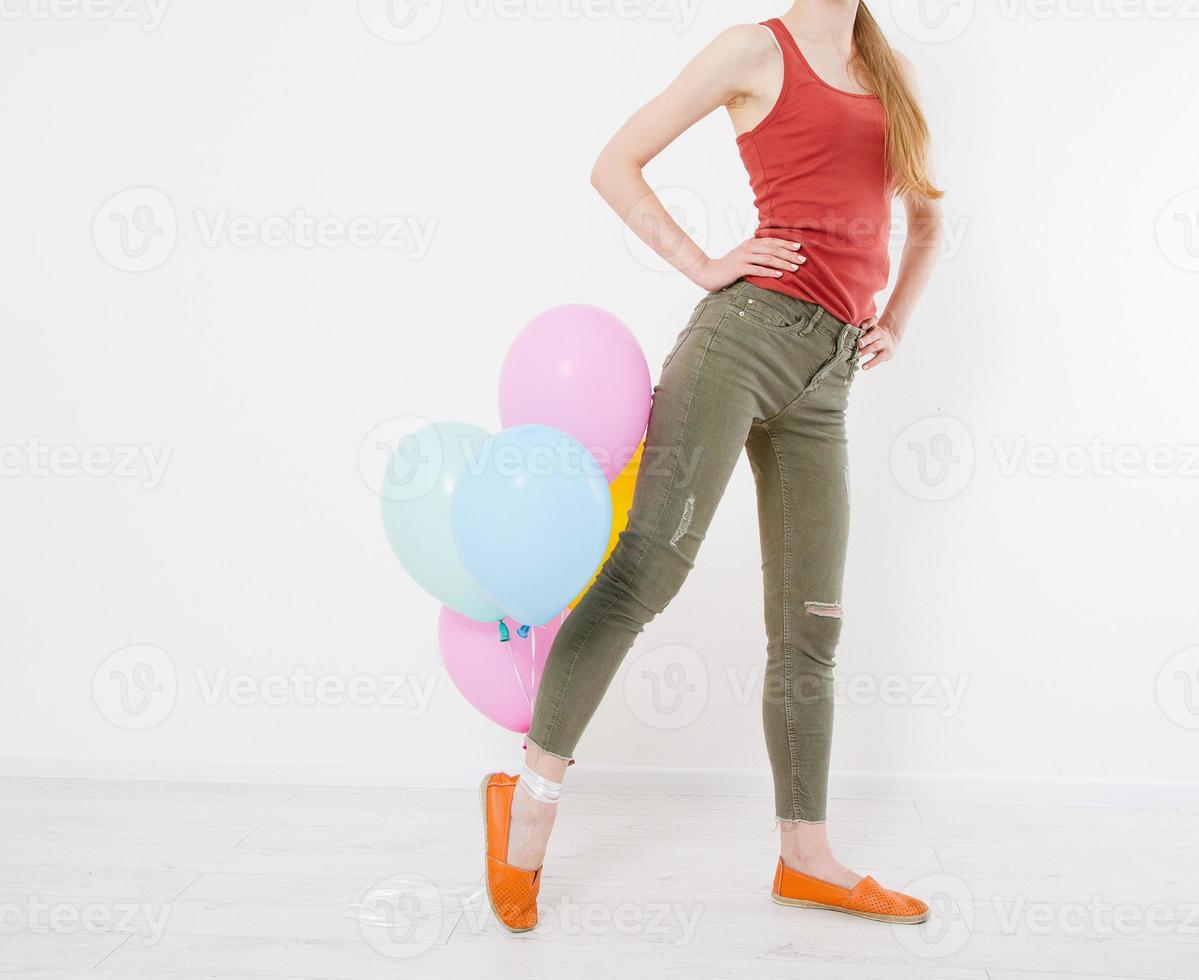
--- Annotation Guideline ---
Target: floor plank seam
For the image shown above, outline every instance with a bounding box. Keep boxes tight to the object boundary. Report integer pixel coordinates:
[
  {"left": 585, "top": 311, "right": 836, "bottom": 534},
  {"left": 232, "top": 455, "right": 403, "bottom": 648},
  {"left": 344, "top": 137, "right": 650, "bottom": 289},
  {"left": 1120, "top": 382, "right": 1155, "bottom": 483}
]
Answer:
[
  {"left": 441, "top": 909, "right": 466, "bottom": 945},
  {"left": 91, "top": 931, "right": 134, "bottom": 968},
  {"left": 932, "top": 841, "right": 945, "bottom": 873},
  {"left": 232, "top": 825, "right": 263, "bottom": 848},
  {"left": 169, "top": 872, "right": 205, "bottom": 902}
]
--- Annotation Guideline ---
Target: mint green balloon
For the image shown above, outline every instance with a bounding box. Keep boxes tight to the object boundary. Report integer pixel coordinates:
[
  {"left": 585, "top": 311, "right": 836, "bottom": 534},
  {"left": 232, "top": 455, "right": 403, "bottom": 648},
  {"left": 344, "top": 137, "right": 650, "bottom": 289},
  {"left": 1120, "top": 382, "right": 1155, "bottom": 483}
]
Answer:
[{"left": 381, "top": 421, "right": 503, "bottom": 623}]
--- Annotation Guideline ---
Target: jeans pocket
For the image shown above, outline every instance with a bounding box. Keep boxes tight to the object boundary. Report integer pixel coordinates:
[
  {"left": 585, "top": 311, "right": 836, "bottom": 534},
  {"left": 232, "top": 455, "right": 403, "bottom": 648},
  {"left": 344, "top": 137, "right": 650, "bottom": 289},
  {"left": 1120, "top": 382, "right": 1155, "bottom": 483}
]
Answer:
[{"left": 729, "top": 290, "right": 790, "bottom": 330}]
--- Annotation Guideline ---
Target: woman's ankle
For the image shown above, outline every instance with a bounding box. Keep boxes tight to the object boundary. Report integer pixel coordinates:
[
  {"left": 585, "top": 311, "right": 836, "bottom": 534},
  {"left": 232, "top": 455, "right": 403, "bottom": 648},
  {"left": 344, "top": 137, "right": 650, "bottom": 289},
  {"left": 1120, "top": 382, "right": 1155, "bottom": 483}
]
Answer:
[
  {"left": 778, "top": 820, "right": 860, "bottom": 889},
  {"left": 507, "top": 785, "right": 557, "bottom": 870},
  {"left": 779, "top": 849, "right": 860, "bottom": 890}
]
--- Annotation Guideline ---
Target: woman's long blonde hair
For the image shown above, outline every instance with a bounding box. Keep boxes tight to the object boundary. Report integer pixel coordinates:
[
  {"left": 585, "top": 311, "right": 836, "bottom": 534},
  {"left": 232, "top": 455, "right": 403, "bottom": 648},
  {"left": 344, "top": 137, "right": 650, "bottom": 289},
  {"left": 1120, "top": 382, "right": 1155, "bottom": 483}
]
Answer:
[{"left": 852, "top": 3, "right": 943, "bottom": 200}]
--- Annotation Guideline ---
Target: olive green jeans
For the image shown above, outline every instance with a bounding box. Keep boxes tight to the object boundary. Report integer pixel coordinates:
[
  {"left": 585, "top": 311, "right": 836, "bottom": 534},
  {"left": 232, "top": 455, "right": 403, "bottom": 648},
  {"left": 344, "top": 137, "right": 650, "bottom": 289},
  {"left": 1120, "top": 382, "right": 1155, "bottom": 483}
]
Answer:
[{"left": 528, "top": 281, "right": 862, "bottom": 823}]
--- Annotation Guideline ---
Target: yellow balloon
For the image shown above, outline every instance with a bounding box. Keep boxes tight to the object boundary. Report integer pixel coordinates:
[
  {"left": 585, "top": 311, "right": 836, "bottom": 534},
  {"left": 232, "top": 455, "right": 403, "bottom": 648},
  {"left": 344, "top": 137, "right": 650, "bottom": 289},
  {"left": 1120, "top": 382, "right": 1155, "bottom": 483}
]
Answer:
[{"left": 570, "top": 444, "right": 643, "bottom": 608}]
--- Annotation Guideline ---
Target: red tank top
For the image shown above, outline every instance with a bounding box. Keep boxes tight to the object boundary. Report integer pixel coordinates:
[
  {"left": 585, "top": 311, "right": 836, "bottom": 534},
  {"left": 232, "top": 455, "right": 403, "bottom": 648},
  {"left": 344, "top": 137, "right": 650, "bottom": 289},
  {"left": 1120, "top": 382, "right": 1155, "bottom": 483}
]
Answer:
[{"left": 738, "top": 19, "right": 893, "bottom": 325}]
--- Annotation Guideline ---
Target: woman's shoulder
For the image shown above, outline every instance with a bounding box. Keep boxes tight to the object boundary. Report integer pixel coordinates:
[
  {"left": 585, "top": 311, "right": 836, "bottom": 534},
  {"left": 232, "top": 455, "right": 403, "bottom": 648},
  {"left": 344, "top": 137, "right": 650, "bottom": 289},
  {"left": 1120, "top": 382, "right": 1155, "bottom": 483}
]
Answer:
[{"left": 703, "top": 22, "right": 782, "bottom": 71}]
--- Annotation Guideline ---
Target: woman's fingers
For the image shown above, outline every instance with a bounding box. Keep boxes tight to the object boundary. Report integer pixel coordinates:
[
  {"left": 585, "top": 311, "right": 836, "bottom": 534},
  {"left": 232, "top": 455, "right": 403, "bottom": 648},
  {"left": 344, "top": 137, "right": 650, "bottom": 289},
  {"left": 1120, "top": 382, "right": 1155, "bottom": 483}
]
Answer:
[
  {"left": 748, "top": 241, "right": 806, "bottom": 265},
  {"left": 858, "top": 332, "right": 886, "bottom": 352},
  {"left": 746, "top": 252, "right": 801, "bottom": 272},
  {"left": 861, "top": 348, "right": 892, "bottom": 370},
  {"left": 744, "top": 264, "right": 785, "bottom": 278},
  {"left": 756, "top": 237, "right": 803, "bottom": 252}
]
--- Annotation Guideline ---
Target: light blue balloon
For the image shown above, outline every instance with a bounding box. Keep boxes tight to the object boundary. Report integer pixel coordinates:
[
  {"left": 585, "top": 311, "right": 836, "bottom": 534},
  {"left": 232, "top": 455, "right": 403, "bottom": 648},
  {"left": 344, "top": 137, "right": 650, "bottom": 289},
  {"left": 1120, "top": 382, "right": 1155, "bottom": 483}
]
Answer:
[
  {"left": 451, "top": 424, "right": 612, "bottom": 627},
  {"left": 381, "top": 421, "right": 504, "bottom": 623}
]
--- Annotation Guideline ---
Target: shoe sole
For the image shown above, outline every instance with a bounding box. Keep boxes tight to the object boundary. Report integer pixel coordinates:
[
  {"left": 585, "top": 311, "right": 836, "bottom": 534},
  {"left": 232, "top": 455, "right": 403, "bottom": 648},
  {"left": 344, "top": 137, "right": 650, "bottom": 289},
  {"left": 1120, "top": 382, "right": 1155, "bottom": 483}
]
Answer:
[
  {"left": 479, "top": 774, "right": 535, "bottom": 935},
  {"left": 771, "top": 893, "right": 929, "bottom": 924}
]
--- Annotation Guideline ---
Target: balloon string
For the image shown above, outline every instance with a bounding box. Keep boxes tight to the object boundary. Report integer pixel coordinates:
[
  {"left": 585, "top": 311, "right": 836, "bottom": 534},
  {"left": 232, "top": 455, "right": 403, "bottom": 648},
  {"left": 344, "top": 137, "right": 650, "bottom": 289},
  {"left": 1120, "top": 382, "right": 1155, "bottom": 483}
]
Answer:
[
  {"left": 508, "top": 633, "right": 534, "bottom": 712},
  {"left": 529, "top": 628, "right": 537, "bottom": 704},
  {"left": 509, "top": 611, "right": 566, "bottom": 716},
  {"left": 528, "top": 610, "right": 564, "bottom": 704}
]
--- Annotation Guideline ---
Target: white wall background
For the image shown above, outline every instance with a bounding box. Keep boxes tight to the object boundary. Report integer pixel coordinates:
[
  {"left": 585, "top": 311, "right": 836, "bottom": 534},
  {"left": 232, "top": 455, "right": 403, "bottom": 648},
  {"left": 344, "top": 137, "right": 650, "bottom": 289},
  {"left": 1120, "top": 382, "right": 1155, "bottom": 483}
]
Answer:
[{"left": 2, "top": 0, "right": 1197, "bottom": 802}]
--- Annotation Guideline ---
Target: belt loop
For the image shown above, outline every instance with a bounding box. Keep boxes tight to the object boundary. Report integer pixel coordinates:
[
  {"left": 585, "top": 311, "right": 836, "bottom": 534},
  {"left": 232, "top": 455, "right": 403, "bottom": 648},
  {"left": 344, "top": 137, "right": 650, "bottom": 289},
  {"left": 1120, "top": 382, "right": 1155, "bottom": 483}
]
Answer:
[{"left": 800, "top": 307, "right": 823, "bottom": 337}]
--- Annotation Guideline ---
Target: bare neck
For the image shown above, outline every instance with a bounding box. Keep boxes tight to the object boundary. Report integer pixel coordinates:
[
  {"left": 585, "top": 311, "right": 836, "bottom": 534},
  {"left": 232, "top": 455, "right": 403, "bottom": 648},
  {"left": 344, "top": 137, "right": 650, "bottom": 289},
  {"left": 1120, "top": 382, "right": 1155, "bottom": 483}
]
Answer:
[{"left": 780, "top": 0, "right": 859, "bottom": 51}]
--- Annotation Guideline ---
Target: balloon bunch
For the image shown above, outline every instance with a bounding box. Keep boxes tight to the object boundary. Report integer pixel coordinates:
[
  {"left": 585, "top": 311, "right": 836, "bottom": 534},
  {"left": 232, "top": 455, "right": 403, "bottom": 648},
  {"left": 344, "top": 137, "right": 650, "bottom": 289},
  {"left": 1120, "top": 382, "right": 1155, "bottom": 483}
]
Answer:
[{"left": 381, "top": 305, "right": 652, "bottom": 733}]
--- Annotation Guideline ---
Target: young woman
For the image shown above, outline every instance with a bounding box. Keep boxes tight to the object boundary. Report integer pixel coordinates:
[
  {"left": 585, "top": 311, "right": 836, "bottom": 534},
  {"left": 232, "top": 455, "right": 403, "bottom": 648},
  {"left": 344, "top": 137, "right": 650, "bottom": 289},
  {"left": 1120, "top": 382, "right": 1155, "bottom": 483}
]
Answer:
[{"left": 481, "top": 0, "right": 943, "bottom": 932}]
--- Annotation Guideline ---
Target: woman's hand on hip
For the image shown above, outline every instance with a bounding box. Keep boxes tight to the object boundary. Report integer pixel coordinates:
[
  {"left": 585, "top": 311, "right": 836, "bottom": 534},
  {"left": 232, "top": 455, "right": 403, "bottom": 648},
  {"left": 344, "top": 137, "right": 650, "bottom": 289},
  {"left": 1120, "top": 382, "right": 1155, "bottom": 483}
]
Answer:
[
  {"left": 690, "top": 238, "right": 804, "bottom": 292},
  {"left": 856, "top": 315, "right": 903, "bottom": 371}
]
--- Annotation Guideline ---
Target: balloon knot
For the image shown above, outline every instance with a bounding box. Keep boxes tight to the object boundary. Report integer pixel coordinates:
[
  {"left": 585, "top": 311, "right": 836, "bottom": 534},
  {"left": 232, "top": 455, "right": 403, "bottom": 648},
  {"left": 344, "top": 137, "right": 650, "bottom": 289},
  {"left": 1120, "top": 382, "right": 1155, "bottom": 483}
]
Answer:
[
  {"left": 498, "top": 622, "right": 511, "bottom": 643},
  {"left": 517, "top": 625, "right": 531, "bottom": 639}
]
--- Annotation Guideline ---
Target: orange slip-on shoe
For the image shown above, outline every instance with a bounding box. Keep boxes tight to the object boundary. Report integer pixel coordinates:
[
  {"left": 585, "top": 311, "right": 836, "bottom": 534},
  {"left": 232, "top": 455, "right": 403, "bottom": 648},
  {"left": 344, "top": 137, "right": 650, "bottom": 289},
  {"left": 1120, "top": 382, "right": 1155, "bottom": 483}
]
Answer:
[
  {"left": 480, "top": 772, "right": 542, "bottom": 933},
  {"left": 771, "top": 859, "right": 929, "bottom": 924}
]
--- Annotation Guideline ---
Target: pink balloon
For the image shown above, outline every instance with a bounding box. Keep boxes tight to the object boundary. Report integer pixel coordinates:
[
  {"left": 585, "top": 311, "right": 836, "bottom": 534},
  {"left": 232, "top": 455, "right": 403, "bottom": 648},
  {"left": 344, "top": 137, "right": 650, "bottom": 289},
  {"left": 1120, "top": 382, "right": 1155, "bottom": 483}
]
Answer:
[
  {"left": 498, "top": 304, "right": 651, "bottom": 481},
  {"left": 438, "top": 607, "right": 566, "bottom": 733}
]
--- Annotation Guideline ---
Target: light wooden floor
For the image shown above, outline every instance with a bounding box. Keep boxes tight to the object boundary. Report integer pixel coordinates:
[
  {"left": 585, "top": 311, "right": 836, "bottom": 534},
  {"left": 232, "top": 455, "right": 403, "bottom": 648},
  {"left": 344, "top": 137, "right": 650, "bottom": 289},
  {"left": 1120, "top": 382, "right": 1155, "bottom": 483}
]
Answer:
[{"left": 0, "top": 776, "right": 1194, "bottom": 979}]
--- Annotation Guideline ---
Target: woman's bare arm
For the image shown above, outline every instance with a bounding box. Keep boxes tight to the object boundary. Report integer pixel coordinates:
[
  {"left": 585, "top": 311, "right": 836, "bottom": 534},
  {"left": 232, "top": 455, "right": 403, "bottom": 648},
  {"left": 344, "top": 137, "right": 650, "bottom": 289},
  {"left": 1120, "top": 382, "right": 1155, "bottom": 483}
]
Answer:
[
  {"left": 858, "top": 53, "right": 944, "bottom": 369},
  {"left": 590, "top": 26, "right": 807, "bottom": 292}
]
